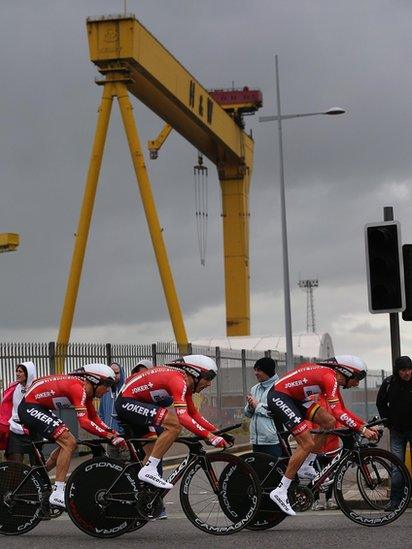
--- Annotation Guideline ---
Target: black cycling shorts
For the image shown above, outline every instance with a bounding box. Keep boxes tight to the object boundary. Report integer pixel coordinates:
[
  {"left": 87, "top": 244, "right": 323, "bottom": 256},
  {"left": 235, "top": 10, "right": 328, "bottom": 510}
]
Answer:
[
  {"left": 267, "top": 389, "right": 310, "bottom": 436},
  {"left": 115, "top": 397, "right": 167, "bottom": 437},
  {"left": 18, "top": 401, "right": 68, "bottom": 441}
]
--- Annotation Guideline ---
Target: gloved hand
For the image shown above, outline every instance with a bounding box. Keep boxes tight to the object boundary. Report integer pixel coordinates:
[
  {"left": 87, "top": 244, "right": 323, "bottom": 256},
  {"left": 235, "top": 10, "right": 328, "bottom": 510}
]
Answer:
[
  {"left": 207, "top": 434, "right": 229, "bottom": 448},
  {"left": 220, "top": 433, "right": 235, "bottom": 445},
  {"left": 111, "top": 436, "right": 127, "bottom": 449}
]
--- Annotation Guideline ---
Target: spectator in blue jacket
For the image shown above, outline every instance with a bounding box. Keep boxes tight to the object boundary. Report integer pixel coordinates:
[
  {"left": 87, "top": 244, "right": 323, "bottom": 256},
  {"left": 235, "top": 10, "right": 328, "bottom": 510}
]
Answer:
[
  {"left": 244, "top": 357, "right": 283, "bottom": 458},
  {"left": 99, "top": 361, "right": 126, "bottom": 458}
]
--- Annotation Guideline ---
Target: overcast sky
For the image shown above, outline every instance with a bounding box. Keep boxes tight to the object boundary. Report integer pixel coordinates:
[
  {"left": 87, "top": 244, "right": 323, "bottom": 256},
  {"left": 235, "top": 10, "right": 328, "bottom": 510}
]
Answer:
[{"left": 1, "top": 0, "right": 412, "bottom": 372}]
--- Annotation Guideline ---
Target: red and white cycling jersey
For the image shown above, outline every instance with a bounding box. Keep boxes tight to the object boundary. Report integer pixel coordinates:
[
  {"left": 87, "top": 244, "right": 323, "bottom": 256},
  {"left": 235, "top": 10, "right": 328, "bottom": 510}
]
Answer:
[
  {"left": 274, "top": 363, "right": 365, "bottom": 431},
  {"left": 24, "top": 375, "right": 114, "bottom": 439},
  {"left": 119, "top": 367, "right": 216, "bottom": 438}
]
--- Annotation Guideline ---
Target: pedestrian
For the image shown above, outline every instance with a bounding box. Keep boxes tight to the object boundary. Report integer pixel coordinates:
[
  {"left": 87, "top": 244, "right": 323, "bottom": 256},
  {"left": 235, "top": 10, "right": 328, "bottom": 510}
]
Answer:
[
  {"left": 244, "top": 357, "right": 283, "bottom": 458},
  {"left": 376, "top": 355, "right": 412, "bottom": 510},
  {"left": 98, "top": 362, "right": 127, "bottom": 458},
  {"left": 0, "top": 362, "right": 38, "bottom": 463}
]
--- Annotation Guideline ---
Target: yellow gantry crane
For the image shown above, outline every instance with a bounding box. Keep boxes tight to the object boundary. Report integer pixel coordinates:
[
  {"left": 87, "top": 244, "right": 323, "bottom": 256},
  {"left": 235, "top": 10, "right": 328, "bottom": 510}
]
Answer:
[{"left": 57, "top": 14, "right": 260, "bottom": 359}]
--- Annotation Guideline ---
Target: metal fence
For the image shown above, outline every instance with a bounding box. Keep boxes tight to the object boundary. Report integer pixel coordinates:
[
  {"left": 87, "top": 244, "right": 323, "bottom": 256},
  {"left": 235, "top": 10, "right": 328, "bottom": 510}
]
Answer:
[{"left": 0, "top": 341, "right": 390, "bottom": 426}]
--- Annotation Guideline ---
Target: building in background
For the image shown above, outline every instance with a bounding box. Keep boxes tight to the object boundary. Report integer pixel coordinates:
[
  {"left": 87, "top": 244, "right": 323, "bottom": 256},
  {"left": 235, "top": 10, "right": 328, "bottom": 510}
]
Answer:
[{"left": 193, "top": 332, "right": 334, "bottom": 362}]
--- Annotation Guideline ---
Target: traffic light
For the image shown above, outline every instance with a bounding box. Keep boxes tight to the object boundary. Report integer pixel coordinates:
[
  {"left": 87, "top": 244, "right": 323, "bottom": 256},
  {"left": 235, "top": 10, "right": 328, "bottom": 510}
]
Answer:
[
  {"left": 365, "top": 221, "right": 405, "bottom": 313},
  {"left": 402, "top": 244, "right": 412, "bottom": 321}
]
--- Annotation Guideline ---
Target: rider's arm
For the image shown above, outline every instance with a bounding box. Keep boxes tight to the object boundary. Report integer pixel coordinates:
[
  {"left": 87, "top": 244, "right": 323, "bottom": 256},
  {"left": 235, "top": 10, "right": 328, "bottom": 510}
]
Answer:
[
  {"left": 71, "top": 386, "right": 115, "bottom": 439},
  {"left": 323, "top": 373, "right": 364, "bottom": 431},
  {"left": 85, "top": 399, "right": 116, "bottom": 434},
  {"left": 169, "top": 378, "right": 214, "bottom": 438},
  {"left": 186, "top": 393, "right": 217, "bottom": 432}
]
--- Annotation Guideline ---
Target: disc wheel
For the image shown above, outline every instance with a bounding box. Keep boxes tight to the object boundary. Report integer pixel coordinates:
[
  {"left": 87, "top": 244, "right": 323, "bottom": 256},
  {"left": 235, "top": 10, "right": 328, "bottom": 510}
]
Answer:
[
  {"left": 240, "top": 452, "right": 289, "bottom": 530},
  {"left": 334, "top": 448, "right": 411, "bottom": 527},
  {"left": 180, "top": 452, "right": 260, "bottom": 535},
  {"left": 65, "top": 458, "right": 140, "bottom": 538},
  {"left": 0, "top": 461, "right": 45, "bottom": 535}
]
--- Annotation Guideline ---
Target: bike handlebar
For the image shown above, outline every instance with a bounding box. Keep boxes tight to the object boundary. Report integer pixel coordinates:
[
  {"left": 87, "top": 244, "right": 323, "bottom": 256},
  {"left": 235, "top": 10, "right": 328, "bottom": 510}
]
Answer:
[
  {"left": 311, "top": 417, "right": 387, "bottom": 437},
  {"left": 76, "top": 423, "right": 242, "bottom": 449},
  {"left": 175, "top": 423, "right": 241, "bottom": 446},
  {"left": 366, "top": 417, "right": 387, "bottom": 429},
  {"left": 214, "top": 423, "right": 241, "bottom": 436}
]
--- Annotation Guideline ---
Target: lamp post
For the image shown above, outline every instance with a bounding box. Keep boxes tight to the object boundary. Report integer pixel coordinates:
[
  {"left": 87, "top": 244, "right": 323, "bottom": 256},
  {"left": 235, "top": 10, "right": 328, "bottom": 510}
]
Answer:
[{"left": 259, "top": 55, "right": 345, "bottom": 370}]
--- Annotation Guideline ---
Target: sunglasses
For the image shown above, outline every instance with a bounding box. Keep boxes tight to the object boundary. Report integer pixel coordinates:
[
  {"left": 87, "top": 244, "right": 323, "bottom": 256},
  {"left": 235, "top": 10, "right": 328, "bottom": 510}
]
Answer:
[
  {"left": 353, "top": 370, "right": 366, "bottom": 381},
  {"left": 100, "top": 379, "right": 116, "bottom": 387},
  {"left": 200, "top": 370, "right": 216, "bottom": 381}
]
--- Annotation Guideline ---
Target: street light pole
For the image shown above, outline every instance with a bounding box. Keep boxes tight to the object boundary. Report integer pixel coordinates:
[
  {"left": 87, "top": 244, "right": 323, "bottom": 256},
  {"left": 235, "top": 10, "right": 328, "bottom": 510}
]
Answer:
[
  {"left": 274, "top": 55, "right": 294, "bottom": 371},
  {"left": 260, "top": 55, "right": 345, "bottom": 371}
]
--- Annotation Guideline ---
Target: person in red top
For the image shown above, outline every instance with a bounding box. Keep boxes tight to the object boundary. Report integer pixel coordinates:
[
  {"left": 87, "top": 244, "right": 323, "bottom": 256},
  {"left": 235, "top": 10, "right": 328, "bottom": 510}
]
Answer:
[
  {"left": 115, "top": 354, "right": 230, "bottom": 489},
  {"left": 266, "top": 355, "right": 380, "bottom": 515},
  {"left": 18, "top": 363, "right": 125, "bottom": 508},
  {"left": 307, "top": 394, "right": 341, "bottom": 510}
]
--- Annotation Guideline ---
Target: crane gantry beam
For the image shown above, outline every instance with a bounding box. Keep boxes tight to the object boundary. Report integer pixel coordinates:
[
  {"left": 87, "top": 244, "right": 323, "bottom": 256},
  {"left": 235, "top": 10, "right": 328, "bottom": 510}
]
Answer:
[
  {"left": 57, "top": 14, "right": 256, "bottom": 357},
  {"left": 87, "top": 15, "right": 254, "bottom": 170},
  {"left": 87, "top": 15, "right": 255, "bottom": 335}
]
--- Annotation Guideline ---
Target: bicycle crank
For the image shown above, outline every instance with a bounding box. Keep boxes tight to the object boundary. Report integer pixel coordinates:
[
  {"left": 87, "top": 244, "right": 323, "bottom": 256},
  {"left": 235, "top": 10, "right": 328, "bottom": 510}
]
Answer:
[
  {"left": 135, "top": 489, "right": 164, "bottom": 520},
  {"left": 290, "top": 484, "right": 314, "bottom": 512}
]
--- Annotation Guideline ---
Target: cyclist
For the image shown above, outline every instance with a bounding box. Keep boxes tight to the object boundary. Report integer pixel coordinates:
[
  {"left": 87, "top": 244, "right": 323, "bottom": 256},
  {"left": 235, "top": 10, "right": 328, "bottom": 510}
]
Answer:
[
  {"left": 115, "top": 354, "right": 230, "bottom": 489},
  {"left": 18, "top": 364, "right": 126, "bottom": 508},
  {"left": 267, "top": 355, "right": 380, "bottom": 515}
]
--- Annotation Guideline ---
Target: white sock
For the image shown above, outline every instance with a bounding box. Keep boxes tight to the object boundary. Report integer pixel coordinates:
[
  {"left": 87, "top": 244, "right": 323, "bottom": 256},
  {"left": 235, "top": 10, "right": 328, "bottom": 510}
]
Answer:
[
  {"left": 302, "top": 453, "right": 316, "bottom": 468},
  {"left": 144, "top": 457, "right": 160, "bottom": 470},
  {"left": 277, "top": 476, "right": 292, "bottom": 492},
  {"left": 54, "top": 481, "right": 65, "bottom": 491}
]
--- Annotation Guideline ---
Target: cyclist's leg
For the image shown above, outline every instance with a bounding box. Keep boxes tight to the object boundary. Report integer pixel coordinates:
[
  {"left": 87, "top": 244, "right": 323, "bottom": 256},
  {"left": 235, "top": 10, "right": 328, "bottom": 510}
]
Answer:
[
  {"left": 115, "top": 397, "right": 176, "bottom": 488},
  {"left": 54, "top": 431, "right": 78, "bottom": 482},
  {"left": 285, "top": 430, "right": 317, "bottom": 479},
  {"left": 18, "top": 401, "right": 76, "bottom": 507},
  {"left": 267, "top": 389, "right": 316, "bottom": 514},
  {"left": 45, "top": 446, "right": 60, "bottom": 472},
  {"left": 137, "top": 411, "right": 180, "bottom": 489},
  {"left": 308, "top": 405, "right": 335, "bottom": 453},
  {"left": 149, "top": 410, "right": 181, "bottom": 459}
]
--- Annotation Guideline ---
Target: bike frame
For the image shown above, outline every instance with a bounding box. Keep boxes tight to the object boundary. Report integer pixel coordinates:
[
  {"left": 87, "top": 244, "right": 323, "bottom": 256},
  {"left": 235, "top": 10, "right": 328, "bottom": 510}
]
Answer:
[{"left": 102, "top": 437, "right": 224, "bottom": 507}]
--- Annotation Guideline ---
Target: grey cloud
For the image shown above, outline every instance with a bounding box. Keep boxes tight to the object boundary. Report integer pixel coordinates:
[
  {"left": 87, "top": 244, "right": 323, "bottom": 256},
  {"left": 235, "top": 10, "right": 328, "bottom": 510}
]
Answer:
[{"left": 1, "top": 0, "right": 412, "bottom": 375}]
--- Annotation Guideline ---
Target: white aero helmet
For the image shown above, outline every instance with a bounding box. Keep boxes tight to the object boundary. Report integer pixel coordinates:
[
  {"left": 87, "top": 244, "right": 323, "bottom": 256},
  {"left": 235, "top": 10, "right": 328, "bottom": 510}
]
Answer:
[
  {"left": 318, "top": 355, "right": 367, "bottom": 381},
  {"left": 170, "top": 355, "right": 218, "bottom": 381},
  {"left": 69, "top": 363, "right": 116, "bottom": 387},
  {"left": 136, "top": 359, "right": 154, "bottom": 369}
]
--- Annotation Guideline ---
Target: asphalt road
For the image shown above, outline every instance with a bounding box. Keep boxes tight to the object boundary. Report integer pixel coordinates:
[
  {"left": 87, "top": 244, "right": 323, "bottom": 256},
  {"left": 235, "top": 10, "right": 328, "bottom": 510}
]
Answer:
[{"left": 3, "top": 508, "right": 411, "bottom": 549}]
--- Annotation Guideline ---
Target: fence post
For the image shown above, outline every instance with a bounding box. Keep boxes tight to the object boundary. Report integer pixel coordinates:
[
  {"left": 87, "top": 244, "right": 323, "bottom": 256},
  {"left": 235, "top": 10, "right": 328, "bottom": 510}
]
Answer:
[
  {"left": 381, "top": 369, "right": 385, "bottom": 383},
  {"left": 364, "top": 376, "right": 369, "bottom": 420},
  {"left": 264, "top": 349, "right": 271, "bottom": 358},
  {"left": 187, "top": 342, "right": 192, "bottom": 354},
  {"left": 49, "top": 341, "right": 56, "bottom": 375},
  {"left": 152, "top": 343, "right": 157, "bottom": 366},
  {"left": 106, "top": 343, "right": 112, "bottom": 365},
  {"left": 215, "top": 347, "right": 222, "bottom": 420},
  {"left": 241, "top": 349, "right": 247, "bottom": 401}
]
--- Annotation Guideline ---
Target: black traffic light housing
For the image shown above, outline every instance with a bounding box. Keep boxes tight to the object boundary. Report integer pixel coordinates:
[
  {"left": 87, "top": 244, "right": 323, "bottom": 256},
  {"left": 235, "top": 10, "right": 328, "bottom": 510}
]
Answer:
[
  {"left": 402, "top": 244, "right": 412, "bottom": 320},
  {"left": 365, "top": 221, "right": 405, "bottom": 313}
]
